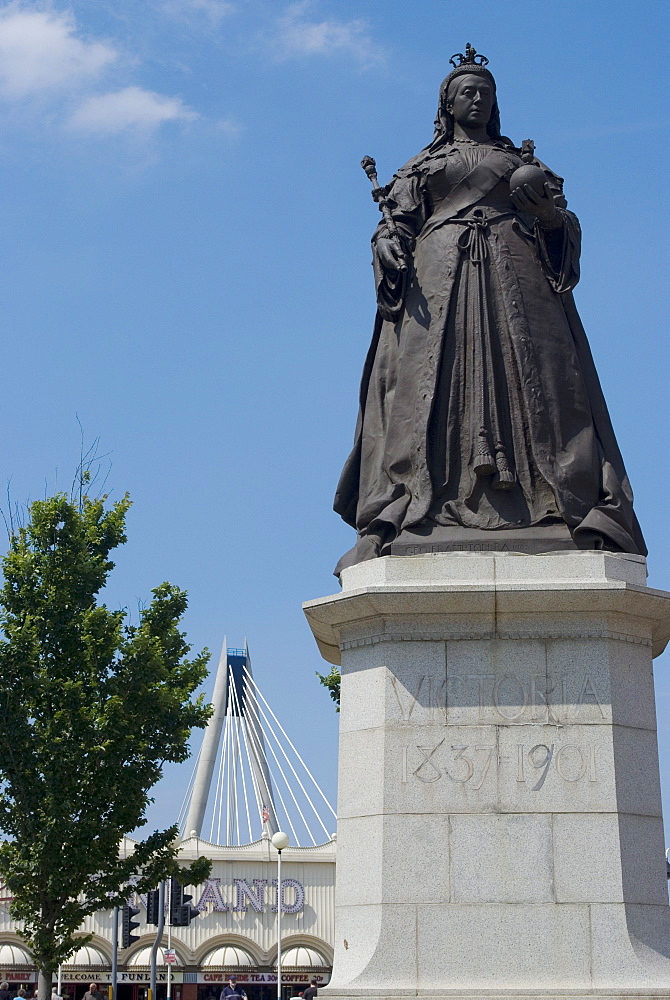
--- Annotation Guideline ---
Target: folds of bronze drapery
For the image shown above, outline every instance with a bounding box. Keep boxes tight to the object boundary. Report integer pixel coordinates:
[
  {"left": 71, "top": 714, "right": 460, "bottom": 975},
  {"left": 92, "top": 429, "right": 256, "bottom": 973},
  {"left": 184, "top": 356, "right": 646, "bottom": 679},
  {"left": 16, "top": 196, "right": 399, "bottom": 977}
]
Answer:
[{"left": 455, "top": 209, "right": 516, "bottom": 490}]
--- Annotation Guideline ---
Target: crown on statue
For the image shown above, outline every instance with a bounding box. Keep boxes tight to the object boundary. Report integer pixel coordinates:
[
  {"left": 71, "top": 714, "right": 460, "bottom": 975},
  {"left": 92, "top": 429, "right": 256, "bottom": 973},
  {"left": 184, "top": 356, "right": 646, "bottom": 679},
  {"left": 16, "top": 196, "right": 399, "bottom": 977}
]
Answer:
[
  {"left": 449, "top": 43, "right": 489, "bottom": 70},
  {"left": 443, "top": 43, "right": 495, "bottom": 95}
]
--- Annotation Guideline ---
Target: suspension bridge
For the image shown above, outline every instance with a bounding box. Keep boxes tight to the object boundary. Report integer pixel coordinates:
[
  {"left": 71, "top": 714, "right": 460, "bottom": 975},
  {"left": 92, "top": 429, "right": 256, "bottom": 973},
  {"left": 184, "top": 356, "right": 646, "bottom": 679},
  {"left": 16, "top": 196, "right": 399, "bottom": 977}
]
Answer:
[{"left": 178, "top": 642, "right": 336, "bottom": 847}]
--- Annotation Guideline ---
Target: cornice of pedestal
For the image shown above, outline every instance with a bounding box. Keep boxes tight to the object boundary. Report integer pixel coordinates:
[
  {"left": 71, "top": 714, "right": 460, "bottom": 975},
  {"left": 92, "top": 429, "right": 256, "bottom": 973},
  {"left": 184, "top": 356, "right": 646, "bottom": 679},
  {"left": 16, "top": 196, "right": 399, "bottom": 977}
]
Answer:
[{"left": 303, "top": 552, "right": 670, "bottom": 665}]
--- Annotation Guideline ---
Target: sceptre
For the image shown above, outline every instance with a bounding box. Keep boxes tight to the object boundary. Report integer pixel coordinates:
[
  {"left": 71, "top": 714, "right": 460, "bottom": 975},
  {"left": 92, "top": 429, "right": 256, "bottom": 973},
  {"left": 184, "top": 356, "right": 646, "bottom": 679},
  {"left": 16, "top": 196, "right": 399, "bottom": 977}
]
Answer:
[{"left": 361, "top": 156, "right": 407, "bottom": 272}]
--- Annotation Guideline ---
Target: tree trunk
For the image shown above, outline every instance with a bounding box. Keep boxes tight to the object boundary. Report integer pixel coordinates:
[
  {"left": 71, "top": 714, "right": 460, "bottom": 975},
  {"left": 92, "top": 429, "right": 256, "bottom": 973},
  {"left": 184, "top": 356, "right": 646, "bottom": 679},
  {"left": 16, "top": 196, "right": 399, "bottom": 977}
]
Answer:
[{"left": 38, "top": 967, "right": 53, "bottom": 1000}]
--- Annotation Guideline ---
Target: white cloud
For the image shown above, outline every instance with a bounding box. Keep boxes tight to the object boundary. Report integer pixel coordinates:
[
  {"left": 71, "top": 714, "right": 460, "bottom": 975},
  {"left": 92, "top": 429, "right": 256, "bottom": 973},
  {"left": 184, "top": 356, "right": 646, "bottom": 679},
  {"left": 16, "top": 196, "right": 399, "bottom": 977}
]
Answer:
[
  {"left": 0, "top": 5, "right": 201, "bottom": 143},
  {"left": 158, "top": 0, "right": 235, "bottom": 25},
  {"left": 68, "top": 86, "right": 198, "bottom": 134},
  {"left": 0, "top": 6, "right": 117, "bottom": 98},
  {"left": 215, "top": 117, "right": 242, "bottom": 138},
  {"left": 271, "top": 2, "right": 384, "bottom": 67}
]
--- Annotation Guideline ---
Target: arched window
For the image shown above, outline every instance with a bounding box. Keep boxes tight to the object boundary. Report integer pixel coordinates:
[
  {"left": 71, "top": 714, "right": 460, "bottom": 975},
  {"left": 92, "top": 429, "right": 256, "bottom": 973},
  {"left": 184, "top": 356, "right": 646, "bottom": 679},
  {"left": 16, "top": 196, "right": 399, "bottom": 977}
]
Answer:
[
  {"left": 280, "top": 947, "right": 329, "bottom": 969},
  {"left": 200, "top": 946, "right": 256, "bottom": 968}
]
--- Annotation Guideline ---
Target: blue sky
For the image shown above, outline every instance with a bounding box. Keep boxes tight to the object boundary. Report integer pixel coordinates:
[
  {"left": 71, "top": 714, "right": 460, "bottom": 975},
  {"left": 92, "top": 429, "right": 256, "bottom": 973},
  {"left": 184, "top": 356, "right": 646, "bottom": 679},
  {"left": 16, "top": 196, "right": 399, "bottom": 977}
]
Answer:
[{"left": 0, "top": 0, "right": 668, "bottom": 840}]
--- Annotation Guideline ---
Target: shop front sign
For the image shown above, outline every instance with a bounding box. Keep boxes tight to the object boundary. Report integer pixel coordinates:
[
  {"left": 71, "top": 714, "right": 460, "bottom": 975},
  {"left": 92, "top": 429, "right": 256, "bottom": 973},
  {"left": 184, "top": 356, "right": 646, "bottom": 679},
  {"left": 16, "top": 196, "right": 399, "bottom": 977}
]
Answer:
[
  {"left": 1, "top": 972, "right": 37, "bottom": 983},
  {"left": 117, "top": 973, "right": 183, "bottom": 984},
  {"left": 48, "top": 972, "right": 185, "bottom": 984},
  {"left": 198, "top": 974, "right": 330, "bottom": 986}
]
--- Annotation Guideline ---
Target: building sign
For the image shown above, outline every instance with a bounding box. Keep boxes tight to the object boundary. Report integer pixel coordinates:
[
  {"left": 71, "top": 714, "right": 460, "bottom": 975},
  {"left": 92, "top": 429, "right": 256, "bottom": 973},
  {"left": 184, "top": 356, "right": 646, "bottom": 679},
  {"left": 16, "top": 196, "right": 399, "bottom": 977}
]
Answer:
[
  {"left": 43, "top": 973, "right": 185, "bottom": 985},
  {"left": 199, "top": 974, "right": 330, "bottom": 986},
  {"left": 117, "top": 974, "right": 183, "bottom": 984},
  {"left": 163, "top": 878, "right": 306, "bottom": 915},
  {"left": 2, "top": 973, "right": 330, "bottom": 987}
]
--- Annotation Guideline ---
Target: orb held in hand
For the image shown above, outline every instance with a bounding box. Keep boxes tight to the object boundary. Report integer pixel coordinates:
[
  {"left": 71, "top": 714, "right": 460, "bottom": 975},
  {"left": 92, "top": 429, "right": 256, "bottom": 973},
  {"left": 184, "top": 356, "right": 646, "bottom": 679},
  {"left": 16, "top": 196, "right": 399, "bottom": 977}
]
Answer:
[{"left": 508, "top": 161, "right": 548, "bottom": 199}]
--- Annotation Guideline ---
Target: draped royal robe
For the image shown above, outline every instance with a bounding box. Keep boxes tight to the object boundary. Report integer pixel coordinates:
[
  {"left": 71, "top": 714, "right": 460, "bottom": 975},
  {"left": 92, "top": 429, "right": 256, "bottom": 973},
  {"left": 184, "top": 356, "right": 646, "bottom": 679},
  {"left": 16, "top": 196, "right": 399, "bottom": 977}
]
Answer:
[{"left": 334, "top": 139, "right": 646, "bottom": 572}]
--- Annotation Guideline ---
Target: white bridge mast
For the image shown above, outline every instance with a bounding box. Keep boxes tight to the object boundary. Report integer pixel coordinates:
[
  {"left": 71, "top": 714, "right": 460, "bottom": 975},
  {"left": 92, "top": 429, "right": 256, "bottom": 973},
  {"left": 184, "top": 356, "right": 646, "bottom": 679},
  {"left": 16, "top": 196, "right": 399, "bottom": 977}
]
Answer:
[{"left": 184, "top": 642, "right": 278, "bottom": 839}]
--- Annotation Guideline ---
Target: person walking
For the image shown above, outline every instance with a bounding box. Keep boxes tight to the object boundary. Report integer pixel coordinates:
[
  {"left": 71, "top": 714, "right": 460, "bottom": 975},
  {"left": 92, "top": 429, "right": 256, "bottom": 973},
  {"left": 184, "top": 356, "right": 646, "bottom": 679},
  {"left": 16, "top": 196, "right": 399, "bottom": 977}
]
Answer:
[
  {"left": 0, "top": 982, "right": 12, "bottom": 1000},
  {"left": 82, "top": 983, "right": 105, "bottom": 1000},
  {"left": 218, "top": 976, "right": 246, "bottom": 1000},
  {"left": 302, "top": 979, "right": 318, "bottom": 1000}
]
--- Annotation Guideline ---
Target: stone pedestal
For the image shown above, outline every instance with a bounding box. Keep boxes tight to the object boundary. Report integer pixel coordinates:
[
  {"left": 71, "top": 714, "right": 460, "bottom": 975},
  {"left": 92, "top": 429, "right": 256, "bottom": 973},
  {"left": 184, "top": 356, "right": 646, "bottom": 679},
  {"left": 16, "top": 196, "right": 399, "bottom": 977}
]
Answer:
[{"left": 303, "top": 552, "right": 670, "bottom": 999}]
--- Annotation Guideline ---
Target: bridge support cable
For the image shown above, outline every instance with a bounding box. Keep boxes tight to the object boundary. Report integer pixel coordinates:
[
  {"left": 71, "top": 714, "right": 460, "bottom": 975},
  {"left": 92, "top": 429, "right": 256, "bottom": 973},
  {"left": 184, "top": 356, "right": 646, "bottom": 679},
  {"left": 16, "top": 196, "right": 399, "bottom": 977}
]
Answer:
[
  {"left": 242, "top": 666, "right": 334, "bottom": 840},
  {"left": 240, "top": 686, "right": 302, "bottom": 845},
  {"left": 242, "top": 666, "right": 337, "bottom": 821}
]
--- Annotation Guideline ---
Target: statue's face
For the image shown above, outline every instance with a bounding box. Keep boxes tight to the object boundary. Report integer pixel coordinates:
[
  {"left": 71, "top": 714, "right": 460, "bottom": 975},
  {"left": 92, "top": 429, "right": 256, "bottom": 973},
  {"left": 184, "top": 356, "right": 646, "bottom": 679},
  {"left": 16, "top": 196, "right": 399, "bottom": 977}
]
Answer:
[{"left": 447, "top": 73, "right": 494, "bottom": 128}]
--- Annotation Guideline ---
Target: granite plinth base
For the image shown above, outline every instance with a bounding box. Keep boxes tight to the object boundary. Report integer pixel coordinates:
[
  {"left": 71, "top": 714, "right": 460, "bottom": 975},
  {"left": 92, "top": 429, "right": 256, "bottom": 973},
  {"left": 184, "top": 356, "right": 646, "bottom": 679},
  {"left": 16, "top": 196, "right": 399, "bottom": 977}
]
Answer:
[{"left": 303, "top": 552, "right": 670, "bottom": 996}]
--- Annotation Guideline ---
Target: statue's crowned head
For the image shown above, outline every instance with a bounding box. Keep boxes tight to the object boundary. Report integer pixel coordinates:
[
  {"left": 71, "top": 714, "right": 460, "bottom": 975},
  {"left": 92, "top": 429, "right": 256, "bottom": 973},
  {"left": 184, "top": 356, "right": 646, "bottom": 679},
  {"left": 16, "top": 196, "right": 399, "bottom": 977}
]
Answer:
[{"left": 434, "top": 43, "right": 501, "bottom": 143}]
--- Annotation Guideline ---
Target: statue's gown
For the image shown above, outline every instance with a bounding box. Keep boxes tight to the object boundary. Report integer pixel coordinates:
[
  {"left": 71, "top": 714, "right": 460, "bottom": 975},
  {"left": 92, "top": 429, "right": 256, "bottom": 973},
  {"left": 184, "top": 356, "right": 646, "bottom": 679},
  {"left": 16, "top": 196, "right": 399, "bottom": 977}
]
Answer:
[{"left": 334, "top": 139, "right": 646, "bottom": 571}]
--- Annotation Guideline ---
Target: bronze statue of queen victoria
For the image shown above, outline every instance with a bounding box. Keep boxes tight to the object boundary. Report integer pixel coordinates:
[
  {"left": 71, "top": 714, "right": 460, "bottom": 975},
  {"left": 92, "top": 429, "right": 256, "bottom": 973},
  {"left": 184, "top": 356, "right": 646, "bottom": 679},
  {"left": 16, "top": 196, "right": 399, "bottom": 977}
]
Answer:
[{"left": 334, "top": 45, "right": 645, "bottom": 574}]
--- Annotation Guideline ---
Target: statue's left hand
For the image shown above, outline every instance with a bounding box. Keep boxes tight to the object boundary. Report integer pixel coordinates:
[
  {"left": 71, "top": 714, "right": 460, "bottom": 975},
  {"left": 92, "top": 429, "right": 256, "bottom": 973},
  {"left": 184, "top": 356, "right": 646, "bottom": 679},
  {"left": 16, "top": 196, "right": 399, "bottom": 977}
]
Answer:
[{"left": 511, "top": 181, "right": 561, "bottom": 228}]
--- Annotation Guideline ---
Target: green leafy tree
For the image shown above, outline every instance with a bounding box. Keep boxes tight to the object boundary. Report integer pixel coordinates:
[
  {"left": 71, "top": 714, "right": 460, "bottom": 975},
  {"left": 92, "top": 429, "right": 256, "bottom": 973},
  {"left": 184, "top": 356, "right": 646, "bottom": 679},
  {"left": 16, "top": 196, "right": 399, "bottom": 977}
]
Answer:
[
  {"left": 0, "top": 489, "right": 212, "bottom": 998},
  {"left": 316, "top": 665, "right": 340, "bottom": 711}
]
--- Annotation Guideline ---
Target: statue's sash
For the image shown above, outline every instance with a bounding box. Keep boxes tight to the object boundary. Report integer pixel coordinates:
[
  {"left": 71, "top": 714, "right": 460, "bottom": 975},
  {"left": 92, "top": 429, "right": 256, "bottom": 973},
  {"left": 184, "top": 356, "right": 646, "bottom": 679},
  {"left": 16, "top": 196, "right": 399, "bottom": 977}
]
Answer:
[{"left": 418, "top": 147, "right": 518, "bottom": 242}]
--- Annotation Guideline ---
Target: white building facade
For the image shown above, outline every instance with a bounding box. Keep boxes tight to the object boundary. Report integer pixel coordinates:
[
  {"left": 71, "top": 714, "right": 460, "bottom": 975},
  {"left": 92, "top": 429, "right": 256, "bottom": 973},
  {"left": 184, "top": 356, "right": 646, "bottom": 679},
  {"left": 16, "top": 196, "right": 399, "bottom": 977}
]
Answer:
[{"left": 0, "top": 836, "right": 335, "bottom": 1000}]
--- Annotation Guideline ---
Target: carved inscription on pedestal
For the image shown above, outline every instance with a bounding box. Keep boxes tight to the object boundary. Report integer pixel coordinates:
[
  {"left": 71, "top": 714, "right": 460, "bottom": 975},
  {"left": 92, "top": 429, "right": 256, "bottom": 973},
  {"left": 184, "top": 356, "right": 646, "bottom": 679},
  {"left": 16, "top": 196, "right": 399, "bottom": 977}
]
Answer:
[
  {"left": 516, "top": 742, "right": 598, "bottom": 788},
  {"left": 390, "top": 672, "right": 606, "bottom": 725},
  {"left": 400, "top": 740, "right": 599, "bottom": 788},
  {"left": 391, "top": 674, "right": 447, "bottom": 723},
  {"left": 458, "top": 673, "right": 606, "bottom": 723}
]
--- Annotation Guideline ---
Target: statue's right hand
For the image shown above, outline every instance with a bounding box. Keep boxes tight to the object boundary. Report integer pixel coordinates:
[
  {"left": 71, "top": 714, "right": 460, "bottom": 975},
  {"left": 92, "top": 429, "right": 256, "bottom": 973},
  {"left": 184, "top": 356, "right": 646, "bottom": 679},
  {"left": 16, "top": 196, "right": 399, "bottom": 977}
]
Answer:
[{"left": 376, "top": 237, "right": 408, "bottom": 273}]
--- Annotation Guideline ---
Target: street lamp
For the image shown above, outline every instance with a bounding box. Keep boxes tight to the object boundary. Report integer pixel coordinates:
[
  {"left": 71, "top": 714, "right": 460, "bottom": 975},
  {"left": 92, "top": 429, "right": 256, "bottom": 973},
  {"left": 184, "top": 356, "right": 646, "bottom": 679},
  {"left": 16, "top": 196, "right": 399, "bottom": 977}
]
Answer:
[{"left": 271, "top": 832, "right": 289, "bottom": 1000}]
